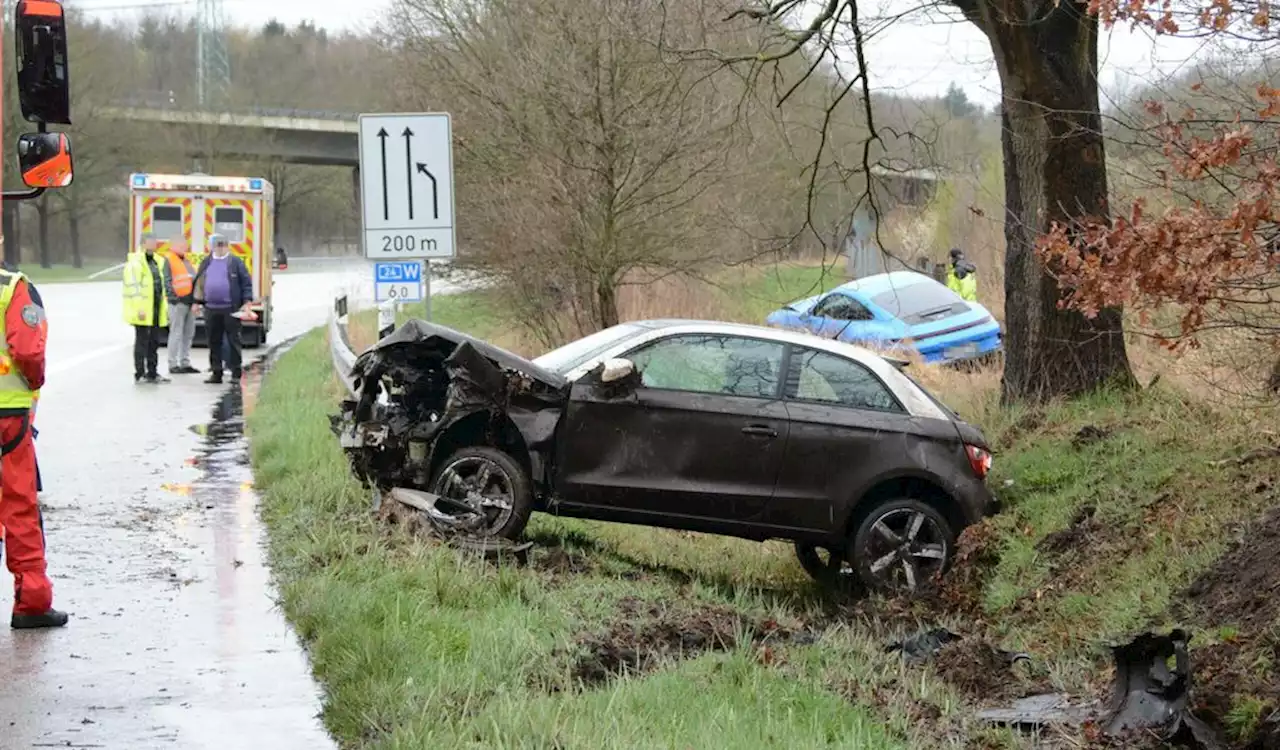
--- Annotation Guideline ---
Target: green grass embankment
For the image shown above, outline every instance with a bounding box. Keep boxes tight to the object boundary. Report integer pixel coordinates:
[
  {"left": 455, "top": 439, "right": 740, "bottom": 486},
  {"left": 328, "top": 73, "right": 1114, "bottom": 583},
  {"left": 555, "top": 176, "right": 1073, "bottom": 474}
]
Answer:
[
  {"left": 250, "top": 276, "right": 1280, "bottom": 748},
  {"left": 19, "top": 262, "right": 119, "bottom": 284}
]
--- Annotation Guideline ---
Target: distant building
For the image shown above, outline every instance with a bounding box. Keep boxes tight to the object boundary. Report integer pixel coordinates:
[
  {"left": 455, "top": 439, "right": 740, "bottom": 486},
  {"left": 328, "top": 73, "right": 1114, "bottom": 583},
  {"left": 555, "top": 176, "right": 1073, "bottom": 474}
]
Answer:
[
  {"left": 870, "top": 164, "right": 941, "bottom": 207},
  {"left": 843, "top": 164, "right": 945, "bottom": 279}
]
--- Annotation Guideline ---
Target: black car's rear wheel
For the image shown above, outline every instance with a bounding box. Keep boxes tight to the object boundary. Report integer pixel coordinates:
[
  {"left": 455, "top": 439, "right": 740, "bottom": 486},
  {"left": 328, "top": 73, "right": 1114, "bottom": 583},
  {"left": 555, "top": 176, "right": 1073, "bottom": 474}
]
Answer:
[
  {"left": 850, "top": 499, "right": 954, "bottom": 595},
  {"left": 795, "top": 543, "right": 863, "bottom": 594},
  {"left": 428, "top": 446, "right": 532, "bottom": 540}
]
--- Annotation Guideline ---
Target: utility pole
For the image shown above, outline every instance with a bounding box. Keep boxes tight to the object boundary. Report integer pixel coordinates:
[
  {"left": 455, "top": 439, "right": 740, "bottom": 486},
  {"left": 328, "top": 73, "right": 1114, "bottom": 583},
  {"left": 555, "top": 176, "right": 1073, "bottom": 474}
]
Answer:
[
  {"left": 196, "top": 0, "right": 230, "bottom": 110},
  {"left": 195, "top": 0, "right": 231, "bottom": 171}
]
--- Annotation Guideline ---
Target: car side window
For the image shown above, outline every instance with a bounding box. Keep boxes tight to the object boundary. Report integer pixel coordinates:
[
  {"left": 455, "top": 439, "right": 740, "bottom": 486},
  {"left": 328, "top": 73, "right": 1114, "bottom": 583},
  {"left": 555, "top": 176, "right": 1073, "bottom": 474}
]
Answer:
[
  {"left": 812, "top": 293, "right": 873, "bottom": 321},
  {"left": 785, "top": 346, "right": 904, "bottom": 412},
  {"left": 626, "top": 334, "right": 785, "bottom": 398}
]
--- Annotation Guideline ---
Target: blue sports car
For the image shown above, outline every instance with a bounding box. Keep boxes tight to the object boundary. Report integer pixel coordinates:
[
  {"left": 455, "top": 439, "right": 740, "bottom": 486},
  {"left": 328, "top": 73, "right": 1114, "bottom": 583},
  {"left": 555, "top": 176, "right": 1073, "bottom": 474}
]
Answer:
[{"left": 765, "top": 270, "right": 1002, "bottom": 365}]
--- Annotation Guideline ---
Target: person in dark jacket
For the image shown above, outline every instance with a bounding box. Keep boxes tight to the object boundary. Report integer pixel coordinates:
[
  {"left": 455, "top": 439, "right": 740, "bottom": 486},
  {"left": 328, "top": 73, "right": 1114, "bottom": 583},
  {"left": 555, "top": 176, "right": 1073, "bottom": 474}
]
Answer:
[{"left": 192, "top": 234, "right": 253, "bottom": 384}]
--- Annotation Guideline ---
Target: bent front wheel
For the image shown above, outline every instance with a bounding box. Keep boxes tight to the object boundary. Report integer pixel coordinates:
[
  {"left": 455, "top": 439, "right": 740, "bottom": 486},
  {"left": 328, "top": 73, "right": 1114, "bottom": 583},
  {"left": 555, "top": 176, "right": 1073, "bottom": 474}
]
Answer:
[{"left": 428, "top": 446, "right": 532, "bottom": 540}]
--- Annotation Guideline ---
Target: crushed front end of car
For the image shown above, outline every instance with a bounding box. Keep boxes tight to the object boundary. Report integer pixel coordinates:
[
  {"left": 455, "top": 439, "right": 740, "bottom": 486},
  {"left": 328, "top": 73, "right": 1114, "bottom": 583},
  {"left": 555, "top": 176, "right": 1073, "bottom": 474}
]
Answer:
[{"left": 330, "top": 320, "right": 569, "bottom": 532}]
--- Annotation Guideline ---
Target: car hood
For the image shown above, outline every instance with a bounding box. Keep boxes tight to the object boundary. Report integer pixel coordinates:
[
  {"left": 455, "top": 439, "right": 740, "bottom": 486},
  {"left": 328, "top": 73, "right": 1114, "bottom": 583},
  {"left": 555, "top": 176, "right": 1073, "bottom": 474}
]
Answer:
[
  {"left": 348, "top": 320, "right": 569, "bottom": 451},
  {"left": 358, "top": 319, "right": 569, "bottom": 390}
]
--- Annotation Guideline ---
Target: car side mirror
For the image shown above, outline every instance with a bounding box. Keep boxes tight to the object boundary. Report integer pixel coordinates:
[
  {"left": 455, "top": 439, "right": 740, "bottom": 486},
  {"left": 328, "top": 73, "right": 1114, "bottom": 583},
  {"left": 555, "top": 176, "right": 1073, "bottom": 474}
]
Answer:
[
  {"left": 14, "top": 0, "right": 72, "bottom": 126},
  {"left": 600, "top": 358, "right": 634, "bottom": 383},
  {"left": 17, "top": 132, "right": 72, "bottom": 188}
]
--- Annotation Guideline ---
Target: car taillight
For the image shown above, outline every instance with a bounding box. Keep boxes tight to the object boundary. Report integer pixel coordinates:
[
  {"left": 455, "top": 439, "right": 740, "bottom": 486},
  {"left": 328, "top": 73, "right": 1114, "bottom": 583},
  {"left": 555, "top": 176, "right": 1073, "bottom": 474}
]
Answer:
[{"left": 965, "top": 444, "right": 992, "bottom": 479}]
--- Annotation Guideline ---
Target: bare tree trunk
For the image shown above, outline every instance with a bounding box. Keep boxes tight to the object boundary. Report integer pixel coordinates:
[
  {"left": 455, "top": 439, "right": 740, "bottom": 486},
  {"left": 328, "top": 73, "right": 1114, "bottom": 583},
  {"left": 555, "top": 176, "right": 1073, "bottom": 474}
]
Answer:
[
  {"left": 37, "top": 194, "right": 52, "bottom": 268},
  {"left": 2, "top": 201, "right": 20, "bottom": 265},
  {"left": 595, "top": 277, "right": 620, "bottom": 329},
  {"left": 69, "top": 206, "right": 83, "bottom": 268},
  {"left": 965, "top": 0, "right": 1136, "bottom": 403}
]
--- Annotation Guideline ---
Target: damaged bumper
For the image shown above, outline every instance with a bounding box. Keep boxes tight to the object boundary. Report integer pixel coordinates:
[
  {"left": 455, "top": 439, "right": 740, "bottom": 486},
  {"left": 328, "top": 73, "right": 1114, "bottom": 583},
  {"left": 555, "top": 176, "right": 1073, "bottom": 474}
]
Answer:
[{"left": 330, "top": 319, "right": 569, "bottom": 494}]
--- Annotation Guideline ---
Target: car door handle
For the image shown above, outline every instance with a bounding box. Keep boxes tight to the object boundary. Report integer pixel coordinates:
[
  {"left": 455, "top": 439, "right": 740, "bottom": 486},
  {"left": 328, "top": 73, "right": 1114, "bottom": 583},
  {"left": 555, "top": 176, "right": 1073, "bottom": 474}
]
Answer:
[{"left": 741, "top": 424, "right": 778, "bottom": 438}]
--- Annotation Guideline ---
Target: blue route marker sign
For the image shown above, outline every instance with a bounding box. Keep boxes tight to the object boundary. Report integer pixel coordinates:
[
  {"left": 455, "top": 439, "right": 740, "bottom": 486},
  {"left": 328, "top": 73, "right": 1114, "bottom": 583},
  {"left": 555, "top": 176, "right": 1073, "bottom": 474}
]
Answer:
[{"left": 374, "top": 261, "right": 424, "bottom": 302}]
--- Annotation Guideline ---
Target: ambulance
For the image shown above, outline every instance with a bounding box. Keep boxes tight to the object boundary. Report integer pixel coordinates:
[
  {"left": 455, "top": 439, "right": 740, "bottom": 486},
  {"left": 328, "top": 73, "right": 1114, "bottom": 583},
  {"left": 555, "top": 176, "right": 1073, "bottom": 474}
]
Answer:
[{"left": 127, "top": 172, "right": 275, "bottom": 348}]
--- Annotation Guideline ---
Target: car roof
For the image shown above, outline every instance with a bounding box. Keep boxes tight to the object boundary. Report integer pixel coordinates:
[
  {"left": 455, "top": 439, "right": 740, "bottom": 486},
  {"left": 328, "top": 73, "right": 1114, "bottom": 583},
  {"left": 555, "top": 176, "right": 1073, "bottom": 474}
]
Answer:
[
  {"left": 621, "top": 318, "right": 900, "bottom": 365},
  {"left": 831, "top": 270, "right": 937, "bottom": 299},
  {"left": 602, "top": 318, "right": 944, "bottom": 420}
]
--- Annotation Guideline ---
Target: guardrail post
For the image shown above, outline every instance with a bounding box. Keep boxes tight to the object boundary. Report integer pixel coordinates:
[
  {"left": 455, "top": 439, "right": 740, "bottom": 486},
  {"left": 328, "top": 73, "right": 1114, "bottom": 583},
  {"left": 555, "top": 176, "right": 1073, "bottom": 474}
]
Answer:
[{"left": 378, "top": 299, "right": 396, "bottom": 340}]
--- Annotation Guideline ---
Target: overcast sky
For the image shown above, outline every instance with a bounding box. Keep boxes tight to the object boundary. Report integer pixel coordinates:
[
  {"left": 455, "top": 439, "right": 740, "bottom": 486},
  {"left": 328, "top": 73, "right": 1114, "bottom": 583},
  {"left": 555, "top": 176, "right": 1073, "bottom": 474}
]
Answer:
[{"left": 72, "top": 0, "right": 1219, "bottom": 107}]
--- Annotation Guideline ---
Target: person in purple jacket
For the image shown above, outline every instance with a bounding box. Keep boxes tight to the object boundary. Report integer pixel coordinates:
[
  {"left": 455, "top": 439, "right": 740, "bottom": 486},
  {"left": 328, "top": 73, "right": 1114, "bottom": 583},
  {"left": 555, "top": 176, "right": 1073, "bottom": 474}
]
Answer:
[{"left": 192, "top": 234, "right": 254, "bottom": 384}]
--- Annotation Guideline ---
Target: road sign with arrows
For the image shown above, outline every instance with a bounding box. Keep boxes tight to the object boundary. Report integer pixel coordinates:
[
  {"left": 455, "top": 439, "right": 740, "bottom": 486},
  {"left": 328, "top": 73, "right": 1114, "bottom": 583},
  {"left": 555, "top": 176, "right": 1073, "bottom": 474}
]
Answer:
[{"left": 357, "top": 112, "right": 455, "bottom": 260}]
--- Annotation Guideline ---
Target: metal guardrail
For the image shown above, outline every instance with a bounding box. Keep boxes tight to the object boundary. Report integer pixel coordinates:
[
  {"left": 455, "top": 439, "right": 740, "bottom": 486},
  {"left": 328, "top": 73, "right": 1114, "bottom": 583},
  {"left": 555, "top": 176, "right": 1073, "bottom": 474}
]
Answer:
[
  {"left": 327, "top": 267, "right": 481, "bottom": 400},
  {"left": 330, "top": 293, "right": 359, "bottom": 398}
]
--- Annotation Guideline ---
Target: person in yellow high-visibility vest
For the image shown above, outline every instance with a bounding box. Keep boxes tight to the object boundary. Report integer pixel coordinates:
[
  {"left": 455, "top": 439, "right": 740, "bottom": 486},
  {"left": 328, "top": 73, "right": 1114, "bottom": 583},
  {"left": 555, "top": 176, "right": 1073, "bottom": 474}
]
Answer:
[
  {"left": 946, "top": 247, "right": 978, "bottom": 302},
  {"left": 123, "top": 233, "right": 170, "bottom": 383}
]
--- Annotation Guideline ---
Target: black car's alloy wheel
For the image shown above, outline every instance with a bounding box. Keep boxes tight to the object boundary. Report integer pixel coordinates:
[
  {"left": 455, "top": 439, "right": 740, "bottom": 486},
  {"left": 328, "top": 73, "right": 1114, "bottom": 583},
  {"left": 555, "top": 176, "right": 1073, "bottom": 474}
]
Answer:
[
  {"left": 428, "top": 446, "right": 533, "bottom": 539},
  {"left": 795, "top": 543, "right": 863, "bottom": 594},
  {"left": 851, "top": 499, "right": 954, "bottom": 594}
]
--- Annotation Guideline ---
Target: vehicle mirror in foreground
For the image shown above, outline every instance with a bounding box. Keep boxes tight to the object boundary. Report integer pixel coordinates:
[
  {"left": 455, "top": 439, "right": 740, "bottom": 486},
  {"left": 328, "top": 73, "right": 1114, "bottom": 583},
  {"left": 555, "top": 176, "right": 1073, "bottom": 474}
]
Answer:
[
  {"left": 14, "top": 0, "right": 72, "bottom": 126},
  {"left": 18, "top": 131, "right": 73, "bottom": 188},
  {"left": 600, "top": 358, "right": 635, "bottom": 383}
]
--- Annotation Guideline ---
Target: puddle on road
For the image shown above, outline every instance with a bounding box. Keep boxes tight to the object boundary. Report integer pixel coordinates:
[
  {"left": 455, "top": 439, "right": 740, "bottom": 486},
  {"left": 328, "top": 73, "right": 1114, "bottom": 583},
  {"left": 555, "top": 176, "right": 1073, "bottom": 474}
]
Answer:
[{"left": 178, "top": 338, "right": 297, "bottom": 587}]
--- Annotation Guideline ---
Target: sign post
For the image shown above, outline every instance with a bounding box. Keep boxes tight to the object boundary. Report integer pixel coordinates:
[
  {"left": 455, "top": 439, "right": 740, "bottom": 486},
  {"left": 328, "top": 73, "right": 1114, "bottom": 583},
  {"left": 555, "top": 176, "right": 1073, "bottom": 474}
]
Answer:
[{"left": 357, "top": 112, "right": 456, "bottom": 323}]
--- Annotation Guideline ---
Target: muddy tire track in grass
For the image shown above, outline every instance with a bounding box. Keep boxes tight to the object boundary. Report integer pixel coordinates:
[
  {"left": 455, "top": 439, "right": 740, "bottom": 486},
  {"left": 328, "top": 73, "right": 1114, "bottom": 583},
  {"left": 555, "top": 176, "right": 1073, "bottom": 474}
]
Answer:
[{"left": 564, "top": 596, "right": 813, "bottom": 689}]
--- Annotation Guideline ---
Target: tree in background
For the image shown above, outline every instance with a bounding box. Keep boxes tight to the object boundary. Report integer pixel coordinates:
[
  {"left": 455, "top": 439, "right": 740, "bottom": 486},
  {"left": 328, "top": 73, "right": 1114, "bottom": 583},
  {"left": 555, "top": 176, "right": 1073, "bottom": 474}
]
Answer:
[
  {"left": 943, "top": 83, "right": 976, "bottom": 119},
  {"left": 721, "top": 0, "right": 1139, "bottom": 404},
  {"left": 1041, "top": 8, "right": 1280, "bottom": 396},
  {"left": 0, "top": 12, "right": 388, "bottom": 265},
  {"left": 384, "top": 0, "right": 866, "bottom": 343}
]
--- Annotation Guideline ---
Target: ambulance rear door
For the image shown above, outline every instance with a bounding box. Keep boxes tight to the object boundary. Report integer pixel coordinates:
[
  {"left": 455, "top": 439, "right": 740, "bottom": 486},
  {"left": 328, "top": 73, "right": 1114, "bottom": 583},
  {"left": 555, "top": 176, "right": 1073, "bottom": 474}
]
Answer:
[
  {"left": 136, "top": 190, "right": 195, "bottom": 257},
  {"left": 196, "top": 192, "right": 262, "bottom": 299}
]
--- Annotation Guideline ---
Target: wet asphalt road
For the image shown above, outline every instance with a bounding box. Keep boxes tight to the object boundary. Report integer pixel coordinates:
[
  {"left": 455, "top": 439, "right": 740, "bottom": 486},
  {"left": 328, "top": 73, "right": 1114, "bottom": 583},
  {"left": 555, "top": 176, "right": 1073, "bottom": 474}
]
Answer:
[{"left": 0, "top": 262, "right": 438, "bottom": 748}]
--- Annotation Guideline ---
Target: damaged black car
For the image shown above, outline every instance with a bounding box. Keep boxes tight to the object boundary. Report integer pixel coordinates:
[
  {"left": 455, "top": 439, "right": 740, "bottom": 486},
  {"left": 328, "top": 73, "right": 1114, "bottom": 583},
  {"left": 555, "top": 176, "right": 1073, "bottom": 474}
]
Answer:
[{"left": 333, "top": 318, "right": 998, "bottom": 594}]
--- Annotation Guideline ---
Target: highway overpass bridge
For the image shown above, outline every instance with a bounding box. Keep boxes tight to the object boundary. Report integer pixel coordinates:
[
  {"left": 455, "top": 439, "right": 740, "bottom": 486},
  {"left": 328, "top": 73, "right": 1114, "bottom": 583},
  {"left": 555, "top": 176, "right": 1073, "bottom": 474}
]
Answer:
[{"left": 98, "top": 104, "right": 360, "bottom": 167}]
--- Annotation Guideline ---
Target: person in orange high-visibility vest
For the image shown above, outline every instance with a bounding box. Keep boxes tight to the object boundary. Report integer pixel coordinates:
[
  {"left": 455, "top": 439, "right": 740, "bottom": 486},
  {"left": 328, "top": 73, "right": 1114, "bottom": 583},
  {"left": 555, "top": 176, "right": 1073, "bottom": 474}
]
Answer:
[
  {"left": 163, "top": 239, "right": 200, "bottom": 375},
  {"left": 0, "top": 264, "right": 66, "bottom": 629}
]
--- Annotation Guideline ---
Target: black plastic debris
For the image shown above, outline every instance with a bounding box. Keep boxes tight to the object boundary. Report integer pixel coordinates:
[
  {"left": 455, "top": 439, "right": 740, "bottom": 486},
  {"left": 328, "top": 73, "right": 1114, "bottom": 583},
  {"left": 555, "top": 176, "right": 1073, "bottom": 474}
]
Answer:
[
  {"left": 978, "top": 630, "right": 1227, "bottom": 749},
  {"left": 1104, "top": 629, "right": 1225, "bottom": 749},
  {"left": 1072, "top": 425, "right": 1113, "bottom": 448},
  {"left": 886, "top": 627, "right": 962, "bottom": 662},
  {"left": 887, "top": 627, "right": 1031, "bottom": 667}
]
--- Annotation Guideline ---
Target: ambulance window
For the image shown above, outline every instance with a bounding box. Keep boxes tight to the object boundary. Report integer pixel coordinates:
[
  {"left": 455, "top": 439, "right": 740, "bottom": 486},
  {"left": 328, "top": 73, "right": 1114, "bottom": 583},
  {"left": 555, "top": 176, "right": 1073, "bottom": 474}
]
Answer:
[
  {"left": 152, "top": 205, "right": 183, "bottom": 240},
  {"left": 214, "top": 207, "right": 245, "bottom": 243}
]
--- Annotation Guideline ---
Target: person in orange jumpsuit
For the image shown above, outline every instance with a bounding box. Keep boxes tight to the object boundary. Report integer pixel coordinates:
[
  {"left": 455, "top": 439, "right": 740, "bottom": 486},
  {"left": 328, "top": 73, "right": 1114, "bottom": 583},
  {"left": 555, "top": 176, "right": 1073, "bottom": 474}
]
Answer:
[{"left": 0, "top": 266, "right": 66, "bottom": 629}]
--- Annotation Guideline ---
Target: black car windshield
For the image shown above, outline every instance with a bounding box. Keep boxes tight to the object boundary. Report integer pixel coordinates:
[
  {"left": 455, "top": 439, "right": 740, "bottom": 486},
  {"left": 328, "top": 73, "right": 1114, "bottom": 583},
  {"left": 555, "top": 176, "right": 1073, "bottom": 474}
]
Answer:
[
  {"left": 533, "top": 323, "right": 647, "bottom": 375},
  {"left": 870, "top": 282, "right": 961, "bottom": 319}
]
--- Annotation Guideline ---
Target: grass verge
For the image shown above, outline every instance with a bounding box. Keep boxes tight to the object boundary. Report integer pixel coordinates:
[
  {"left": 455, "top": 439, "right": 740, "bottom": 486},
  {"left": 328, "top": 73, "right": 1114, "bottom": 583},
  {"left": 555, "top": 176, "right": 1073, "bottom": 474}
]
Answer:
[
  {"left": 19, "top": 261, "right": 119, "bottom": 284},
  {"left": 250, "top": 329, "right": 909, "bottom": 748},
  {"left": 254, "top": 272, "right": 1280, "bottom": 748}
]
